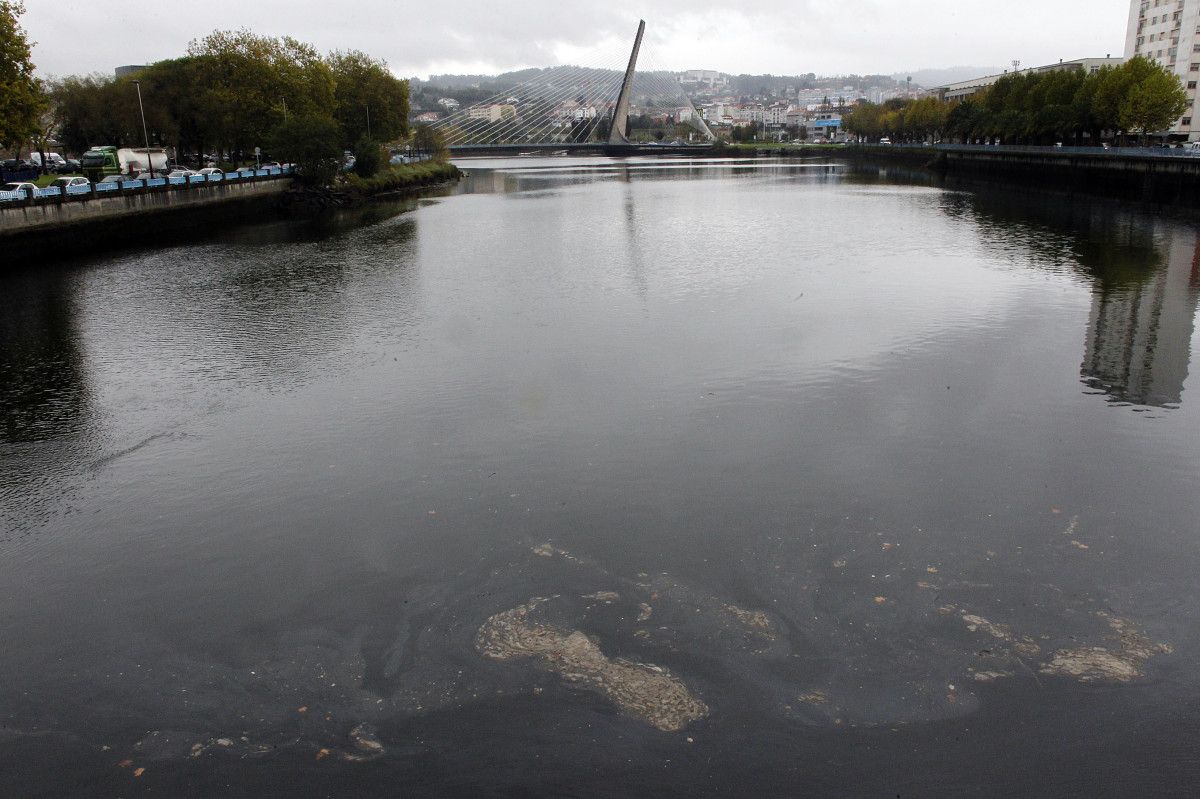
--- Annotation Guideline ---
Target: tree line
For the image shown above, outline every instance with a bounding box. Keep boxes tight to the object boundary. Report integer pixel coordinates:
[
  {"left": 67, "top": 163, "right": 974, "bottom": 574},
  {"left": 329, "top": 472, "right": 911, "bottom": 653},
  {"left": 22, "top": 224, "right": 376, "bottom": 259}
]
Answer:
[
  {"left": 1, "top": 3, "right": 423, "bottom": 182},
  {"left": 50, "top": 31, "right": 410, "bottom": 163},
  {"left": 843, "top": 57, "right": 1189, "bottom": 145}
]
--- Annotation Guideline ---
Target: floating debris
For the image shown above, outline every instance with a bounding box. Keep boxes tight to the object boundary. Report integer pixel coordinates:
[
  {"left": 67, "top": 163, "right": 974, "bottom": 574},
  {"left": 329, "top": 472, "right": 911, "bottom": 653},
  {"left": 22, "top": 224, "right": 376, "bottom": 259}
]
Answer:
[
  {"left": 721, "top": 604, "right": 777, "bottom": 638},
  {"left": 582, "top": 591, "right": 620, "bottom": 603},
  {"left": 960, "top": 613, "right": 1041, "bottom": 657},
  {"left": 637, "top": 603, "right": 653, "bottom": 622},
  {"left": 476, "top": 598, "right": 709, "bottom": 732},
  {"left": 1040, "top": 613, "right": 1172, "bottom": 683},
  {"left": 971, "top": 670, "right": 1014, "bottom": 683},
  {"left": 341, "top": 723, "right": 385, "bottom": 762},
  {"left": 797, "top": 690, "right": 831, "bottom": 705}
]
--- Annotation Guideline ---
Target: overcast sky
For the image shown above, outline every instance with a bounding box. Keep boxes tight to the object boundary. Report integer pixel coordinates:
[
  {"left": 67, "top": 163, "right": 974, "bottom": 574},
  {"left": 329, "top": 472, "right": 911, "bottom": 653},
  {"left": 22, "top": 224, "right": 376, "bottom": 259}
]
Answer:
[{"left": 23, "top": 1, "right": 1132, "bottom": 80}]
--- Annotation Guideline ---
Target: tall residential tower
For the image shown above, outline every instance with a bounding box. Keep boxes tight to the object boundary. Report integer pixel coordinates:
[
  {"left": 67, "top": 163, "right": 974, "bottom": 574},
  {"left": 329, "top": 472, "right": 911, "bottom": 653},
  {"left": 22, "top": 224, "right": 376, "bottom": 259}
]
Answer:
[{"left": 1125, "top": 0, "right": 1200, "bottom": 138}]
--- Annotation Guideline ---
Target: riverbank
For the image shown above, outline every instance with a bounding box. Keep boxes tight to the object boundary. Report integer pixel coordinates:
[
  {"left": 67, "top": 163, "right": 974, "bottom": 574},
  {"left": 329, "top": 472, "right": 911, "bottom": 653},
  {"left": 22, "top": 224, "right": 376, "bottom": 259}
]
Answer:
[
  {"left": 842, "top": 144, "right": 1200, "bottom": 206},
  {"left": 0, "top": 162, "right": 463, "bottom": 264}
]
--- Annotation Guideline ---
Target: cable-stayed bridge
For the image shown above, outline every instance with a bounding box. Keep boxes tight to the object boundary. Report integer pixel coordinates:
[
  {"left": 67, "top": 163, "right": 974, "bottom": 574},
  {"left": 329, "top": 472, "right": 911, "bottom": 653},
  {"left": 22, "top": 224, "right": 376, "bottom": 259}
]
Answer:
[{"left": 431, "top": 21, "right": 717, "bottom": 156}]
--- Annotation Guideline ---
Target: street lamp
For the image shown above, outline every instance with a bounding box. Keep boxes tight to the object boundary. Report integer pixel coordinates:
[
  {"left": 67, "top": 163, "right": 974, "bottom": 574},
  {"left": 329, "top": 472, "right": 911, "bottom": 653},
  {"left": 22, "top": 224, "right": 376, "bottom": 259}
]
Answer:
[
  {"left": 365, "top": 102, "right": 371, "bottom": 140},
  {"left": 131, "top": 80, "right": 154, "bottom": 178}
]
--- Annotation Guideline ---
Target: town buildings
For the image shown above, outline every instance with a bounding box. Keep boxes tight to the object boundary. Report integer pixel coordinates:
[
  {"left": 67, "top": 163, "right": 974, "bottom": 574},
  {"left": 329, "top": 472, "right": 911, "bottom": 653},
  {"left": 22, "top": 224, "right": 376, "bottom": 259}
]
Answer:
[{"left": 1125, "top": 0, "right": 1200, "bottom": 138}]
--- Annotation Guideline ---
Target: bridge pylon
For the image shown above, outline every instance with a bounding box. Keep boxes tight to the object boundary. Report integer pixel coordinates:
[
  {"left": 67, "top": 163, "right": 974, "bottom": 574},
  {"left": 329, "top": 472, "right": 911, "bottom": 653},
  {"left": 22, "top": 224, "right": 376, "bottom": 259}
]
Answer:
[{"left": 607, "top": 20, "right": 646, "bottom": 145}]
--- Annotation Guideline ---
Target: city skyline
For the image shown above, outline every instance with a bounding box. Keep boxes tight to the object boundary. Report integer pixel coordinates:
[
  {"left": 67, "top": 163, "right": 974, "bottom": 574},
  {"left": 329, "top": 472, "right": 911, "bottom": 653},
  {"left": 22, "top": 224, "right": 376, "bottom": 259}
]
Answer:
[{"left": 24, "top": 1, "right": 1131, "bottom": 82}]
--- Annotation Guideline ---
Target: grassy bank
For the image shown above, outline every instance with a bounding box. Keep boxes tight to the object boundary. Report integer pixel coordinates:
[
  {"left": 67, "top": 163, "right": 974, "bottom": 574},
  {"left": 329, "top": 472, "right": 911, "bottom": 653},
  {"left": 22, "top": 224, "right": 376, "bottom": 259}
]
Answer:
[{"left": 344, "top": 161, "right": 461, "bottom": 196}]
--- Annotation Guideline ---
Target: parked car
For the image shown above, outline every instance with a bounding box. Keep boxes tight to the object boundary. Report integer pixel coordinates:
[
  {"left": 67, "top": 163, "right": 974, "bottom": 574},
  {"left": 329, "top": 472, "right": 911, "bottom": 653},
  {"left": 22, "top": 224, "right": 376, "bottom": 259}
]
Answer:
[
  {"left": 1, "top": 181, "right": 39, "bottom": 199},
  {"left": 197, "top": 167, "right": 224, "bottom": 177},
  {"left": 54, "top": 159, "right": 82, "bottom": 174},
  {"left": 167, "top": 169, "right": 198, "bottom": 178},
  {"left": 50, "top": 176, "right": 90, "bottom": 192},
  {"left": 878, "top": 137, "right": 892, "bottom": 145},
  {"left": 98, "top": 174, "right": 137, "bottom": 185}
]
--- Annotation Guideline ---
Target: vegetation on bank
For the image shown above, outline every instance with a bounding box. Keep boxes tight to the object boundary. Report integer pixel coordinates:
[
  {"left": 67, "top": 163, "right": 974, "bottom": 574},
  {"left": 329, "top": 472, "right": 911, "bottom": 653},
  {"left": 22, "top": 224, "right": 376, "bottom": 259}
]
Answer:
[
  {"left": 844, "top": 57, "right": 1188, "bottom": 145},
  {"left": 344, "top": 161, "right": 462, "bottom": 195}
]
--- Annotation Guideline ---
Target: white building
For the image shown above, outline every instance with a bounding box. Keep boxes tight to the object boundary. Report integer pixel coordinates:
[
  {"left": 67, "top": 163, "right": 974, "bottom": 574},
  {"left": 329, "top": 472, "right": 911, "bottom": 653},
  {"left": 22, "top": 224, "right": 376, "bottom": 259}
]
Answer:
[
  {"left": 764, "top": 105, "right": 789, "bottom": 126},
  {"left": 437, "top": 98, "right": 460, "bottom": 110},
  {"left": 466, "top": 104, "right": 516, "bottom": 123},
  {"left": 1126, "top": 0, "right": 1200, "bottom": 138},
  {"left": 936, "top": 57, "right": 1126, "bottom": 102},
  {"left": 680, "top": 70, "right": 728, "bottom": 90}
]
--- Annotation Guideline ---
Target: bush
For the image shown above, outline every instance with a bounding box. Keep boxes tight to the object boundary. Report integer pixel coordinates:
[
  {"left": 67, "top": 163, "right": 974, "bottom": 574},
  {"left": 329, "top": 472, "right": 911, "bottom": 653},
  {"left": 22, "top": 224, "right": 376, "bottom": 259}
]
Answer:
[{"left": 352, "top": 136, "right": 383, "bottom": 178}]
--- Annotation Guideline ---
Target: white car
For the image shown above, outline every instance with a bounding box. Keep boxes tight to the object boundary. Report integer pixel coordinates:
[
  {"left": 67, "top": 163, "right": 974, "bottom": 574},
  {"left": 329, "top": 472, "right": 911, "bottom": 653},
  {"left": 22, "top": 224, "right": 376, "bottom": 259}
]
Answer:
[
  {"left": 50, "top": 176, "right": 90, "bottom": 192},
  {"left": 168, "top": 169, "right": 198, "bottom": 178},
  {"left": 198, "top": 167, "right": 224, "bottom": 177},
  {"left": 1, "top": 181, "right": 38, "bottom": 199}
]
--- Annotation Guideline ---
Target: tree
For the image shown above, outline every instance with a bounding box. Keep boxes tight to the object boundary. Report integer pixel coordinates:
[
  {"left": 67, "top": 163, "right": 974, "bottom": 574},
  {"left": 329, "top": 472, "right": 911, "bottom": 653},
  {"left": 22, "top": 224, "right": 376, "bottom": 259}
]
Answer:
[
  {"left": 1119, "top": 60, "right": 1188, "bottom": 139},
  {"left": 0, "top": 1, "right": 45, "bottom": 152},
  {"left": 268, "top": 113, "right": 341, "bottom": 185},
  {"left": 328, "top": 50, "right": 409, "bottom": 148},
  {"left": 410, "top": 125, "right": 447, "bottom": 160},
  {"left": 187, "top": 30, "right": 335, "bottom": 161}
]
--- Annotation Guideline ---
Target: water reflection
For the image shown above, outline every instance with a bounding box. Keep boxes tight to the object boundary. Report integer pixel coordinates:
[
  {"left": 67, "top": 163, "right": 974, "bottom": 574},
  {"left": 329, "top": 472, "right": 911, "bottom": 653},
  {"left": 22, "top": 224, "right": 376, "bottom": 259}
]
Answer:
[
  {"left": 1082, "top": 227, "right": 1200, "bottom": 407},
  {"left": 0, "top": 268, "right": 91, "bottom": 444},
  {"left": 936, "top": 182, "right": 1200, "bottom": 408}
]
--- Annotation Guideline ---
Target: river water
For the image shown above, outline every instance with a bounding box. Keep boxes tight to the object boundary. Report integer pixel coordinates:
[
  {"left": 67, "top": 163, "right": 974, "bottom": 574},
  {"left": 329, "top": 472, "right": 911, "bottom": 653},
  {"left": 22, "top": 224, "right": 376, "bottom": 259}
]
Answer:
[{"left": 2, "top": 157, "right": 1199, "bottom": 796}]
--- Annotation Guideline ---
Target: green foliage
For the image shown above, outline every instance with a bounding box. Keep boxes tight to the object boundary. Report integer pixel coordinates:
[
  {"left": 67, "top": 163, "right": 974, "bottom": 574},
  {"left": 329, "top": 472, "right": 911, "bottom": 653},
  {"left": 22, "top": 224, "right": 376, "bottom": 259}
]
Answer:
[
  {"left": 47, "top": 29, "right": 410, "bottom": 180},
  {"left": 344, "top": 161, "right": 460, "bottom": 195},
  {"left": 410, "top": 125, "right": 448, "bottom": 160},
  {"left": 268, "top": 113, "right": 342, "bottom": 186},
  {"left": 845, "top": 57, "right": 1189, "bottom": 144},
  {"left": 0, "top": 1, "right": 45, "bottom": 151},
  {"left": 1118, "top": 58, "right": 1188, "bottom": 137},
  {"left": 352, "top": 135, "right": 383, "bottom": 177},
  {"left": 328, "top": 50, "right": 409, "bottom": 148}
]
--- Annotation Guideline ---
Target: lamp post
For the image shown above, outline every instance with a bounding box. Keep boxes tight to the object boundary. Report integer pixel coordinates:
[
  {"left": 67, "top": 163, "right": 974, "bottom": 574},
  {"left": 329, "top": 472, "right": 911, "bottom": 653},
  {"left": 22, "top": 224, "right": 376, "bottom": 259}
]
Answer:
[
  {"left": 131, "top": 80, "right": 154, "bottom": 178},
  {"left": 366, "top": 103, "right": 372, "bottom": 140}
]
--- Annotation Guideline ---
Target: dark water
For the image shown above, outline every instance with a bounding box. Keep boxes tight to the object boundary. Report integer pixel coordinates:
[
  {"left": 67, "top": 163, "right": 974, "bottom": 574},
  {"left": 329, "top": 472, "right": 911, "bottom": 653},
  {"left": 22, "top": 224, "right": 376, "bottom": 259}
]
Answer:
[{"left": 2, "top": 157, "right": 1200, "bottom": 797}]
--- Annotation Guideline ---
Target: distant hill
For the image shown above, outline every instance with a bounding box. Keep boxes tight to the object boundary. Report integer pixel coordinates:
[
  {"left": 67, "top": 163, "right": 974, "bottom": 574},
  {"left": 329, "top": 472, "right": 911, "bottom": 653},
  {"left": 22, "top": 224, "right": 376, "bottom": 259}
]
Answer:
[{"left": 894, "top": 67, "right": 1003, "bottom": 88}]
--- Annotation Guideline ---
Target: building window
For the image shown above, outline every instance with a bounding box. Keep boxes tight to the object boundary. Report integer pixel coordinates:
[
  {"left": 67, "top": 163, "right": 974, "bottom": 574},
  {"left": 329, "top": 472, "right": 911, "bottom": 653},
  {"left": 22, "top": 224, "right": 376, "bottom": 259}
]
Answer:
[
  {"left": 1191, "top": 63, "right": 1200, "bottom": 71},
  {"left": 1183, "top": 118, "right": 1193, "bottom": 126},
  {"left": 1190, "top": 81, "right": 1198, "bottom": 88}
]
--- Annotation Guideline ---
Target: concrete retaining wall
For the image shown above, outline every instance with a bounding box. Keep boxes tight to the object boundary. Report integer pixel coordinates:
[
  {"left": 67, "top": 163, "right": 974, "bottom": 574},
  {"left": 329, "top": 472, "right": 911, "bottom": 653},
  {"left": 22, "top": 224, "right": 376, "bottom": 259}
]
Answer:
[
  {"left": 844, "top": 145, "right": 1200, "bottom": 205},
  {"left": 0, "top": 178, "right": 291, "bottom": 237}
]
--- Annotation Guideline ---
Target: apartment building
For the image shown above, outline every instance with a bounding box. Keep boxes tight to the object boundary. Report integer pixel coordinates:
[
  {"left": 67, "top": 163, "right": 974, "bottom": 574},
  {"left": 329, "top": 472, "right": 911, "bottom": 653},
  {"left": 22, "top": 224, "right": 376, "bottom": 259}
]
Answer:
[{"left": 1126, "top": 0, "right": 1200, "bottom": 137}]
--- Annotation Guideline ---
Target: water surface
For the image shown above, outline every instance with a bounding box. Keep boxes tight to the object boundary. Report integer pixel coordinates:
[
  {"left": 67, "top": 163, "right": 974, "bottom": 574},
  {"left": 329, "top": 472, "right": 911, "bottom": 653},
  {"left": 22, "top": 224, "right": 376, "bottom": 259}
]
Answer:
[{"left": 2, "top": 156, "right": 1200, "bottom": 796}]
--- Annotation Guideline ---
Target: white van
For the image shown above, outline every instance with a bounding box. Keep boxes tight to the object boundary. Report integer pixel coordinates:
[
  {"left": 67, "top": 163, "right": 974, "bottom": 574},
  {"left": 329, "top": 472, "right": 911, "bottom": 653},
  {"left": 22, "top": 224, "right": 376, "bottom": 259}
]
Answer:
[
  {"left": 29, "top": 152, "right": 65, "bottom": 167},
  {"left": 1187, "top": 141, "right": 1200, "bottom": 154}
]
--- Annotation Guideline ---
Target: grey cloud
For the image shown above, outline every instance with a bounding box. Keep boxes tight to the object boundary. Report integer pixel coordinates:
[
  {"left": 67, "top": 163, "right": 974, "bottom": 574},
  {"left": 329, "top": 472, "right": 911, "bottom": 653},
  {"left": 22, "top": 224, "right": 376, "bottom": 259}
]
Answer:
[{"left": 26, "top": 1, "right": 1130, "bottom": 79}]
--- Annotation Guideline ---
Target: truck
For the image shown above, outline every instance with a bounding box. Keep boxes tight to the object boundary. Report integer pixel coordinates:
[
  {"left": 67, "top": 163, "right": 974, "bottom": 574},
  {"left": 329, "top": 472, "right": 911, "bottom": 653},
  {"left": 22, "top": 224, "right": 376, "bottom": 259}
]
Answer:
[{"left": 80, "top": 146, "right": 169, "bottom": 181}]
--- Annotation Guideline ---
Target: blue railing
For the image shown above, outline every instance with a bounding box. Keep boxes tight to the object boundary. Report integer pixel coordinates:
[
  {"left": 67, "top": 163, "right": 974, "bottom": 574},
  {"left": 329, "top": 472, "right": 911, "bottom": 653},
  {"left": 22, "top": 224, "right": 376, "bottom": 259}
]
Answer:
[
  {"left": 0, "top": 165, "right": 295, "bottom": 205},
  {"left": 857, "top": 142, "right": 1200, "bottom": 159}
]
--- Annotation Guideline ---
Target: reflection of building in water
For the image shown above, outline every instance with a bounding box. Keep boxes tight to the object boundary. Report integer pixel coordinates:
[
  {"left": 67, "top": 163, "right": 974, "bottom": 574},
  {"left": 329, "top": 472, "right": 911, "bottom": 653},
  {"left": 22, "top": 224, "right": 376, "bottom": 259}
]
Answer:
[{"left": 1081, "top": 227, "right": 1200, "bottom": 407}]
